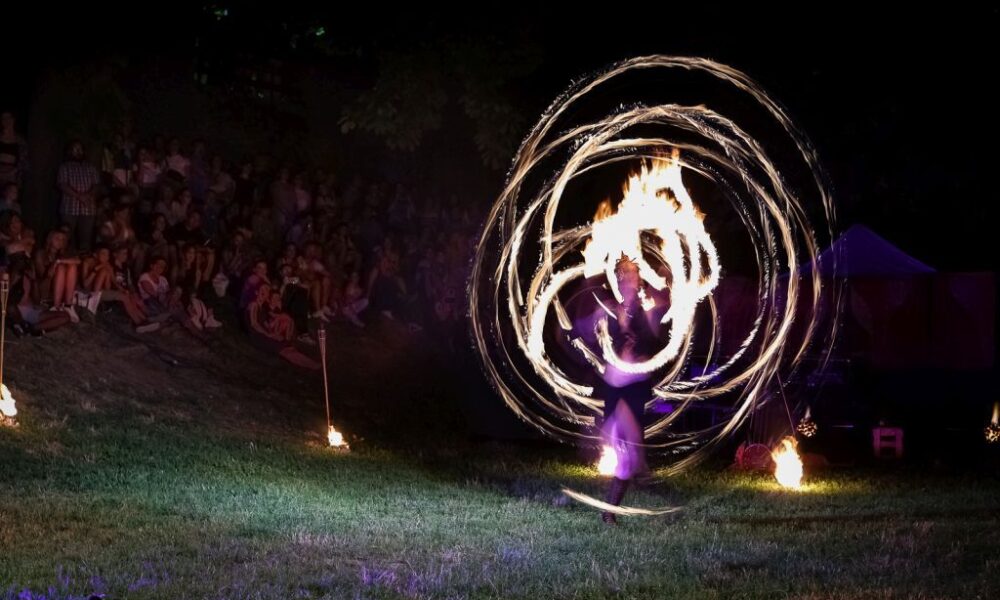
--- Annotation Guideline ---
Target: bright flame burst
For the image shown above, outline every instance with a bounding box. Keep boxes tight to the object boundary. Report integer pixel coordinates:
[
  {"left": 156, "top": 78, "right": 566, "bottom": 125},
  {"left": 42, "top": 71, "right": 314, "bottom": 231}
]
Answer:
[
  {"left": 469, "top": 56, "right": 838, "bottom": 488},
  {"left": 0, "top": 383, "right": 16, "bottom": 421},
  {"left": 327, "top": 425, "right": 347, "bottom": 449},
  {"left": 582, "top": 149, "right": 718, "bottom": 374},
  {"left": 772, "top": 437, "right": 803, "bottom": 490},
  {"left": 596, "top": 445, "right": 618, "bottom": 476}
]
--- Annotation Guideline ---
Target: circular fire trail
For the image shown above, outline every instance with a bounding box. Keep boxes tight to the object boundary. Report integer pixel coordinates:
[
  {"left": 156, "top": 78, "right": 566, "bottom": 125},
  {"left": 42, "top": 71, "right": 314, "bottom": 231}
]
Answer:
[{"left": 469, "top": 56, "right": 838, "bottom": 478}]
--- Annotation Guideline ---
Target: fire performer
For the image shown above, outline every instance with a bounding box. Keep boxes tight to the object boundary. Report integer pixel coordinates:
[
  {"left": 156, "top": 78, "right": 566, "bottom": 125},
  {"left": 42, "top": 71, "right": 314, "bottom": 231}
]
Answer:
[{"left": 596, "top": 254, "right": 659, "bottom": 525}]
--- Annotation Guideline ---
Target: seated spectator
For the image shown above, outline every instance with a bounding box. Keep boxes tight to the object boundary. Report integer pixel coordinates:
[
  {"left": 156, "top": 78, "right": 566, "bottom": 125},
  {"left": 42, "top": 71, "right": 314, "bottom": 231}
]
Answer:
[
  {"left": 166, "top": 188, "right": 193, "bottom": 226},
  {"left": 0, "top": 182, "right": 21, "bottom": 214},
  {"left": 208, "top": 155, "right": 235, "bottom": 203},
  {"left": 135, "top": 146, "right": 162, "bottom": 214},
  {"left": 164, "top": 137, "right": 190, "bottom": 184},
  {"left": 367, "top": 238, "right": 407, "bottom": 321},
  {"left": 173, "top": 243, "right": 221, "bottom": 330},
  {"left": 277, "top": 242, "right": 299, "bottom": 273},
  {"left": 144, "top": 213, "right": 171, "bottom": 258},
  {"left": 265, "top": 288, "right": 295, "bottom": 341},
  {"left": 168, "top": 210, "right": 215, "bottom": 287},
  {"left": 152, "top": 185, "right": 175, "bottom": 221},
  {"left": 220, "top": 230, "right": 254, "bottom": 283},
  {"left": 0, "top": 212, "right": 32, "bottom": 257},
  {"left": 300, "top": 241, "right": 334, "bottom": 321},
  {"left": 339, "top": 269, "right": 367, "bottom": 328},
  {"left": 98, "top": 203, "right": 137, "bottom": 249},
  {"left": 232, "top": 160, "right": 256, "bottom": 208},
  {"left": 137, "top": 257, "right": 194, "bottom": 330},
  {"left": 240, "top": 259, "right": 271, "bottom": 311},
  {"left": 245, "top": 282, "right": 320, "bottom": 370},
  {"left": 33, "top": 229, "right": 80, "bottom": 322},
  {"left": 1, "top": 215, "right": 35, "bottom": 291},
  {"left": 277, "top": 262, "right": 312, "bottom": 341},
  {"left": 7, "top": 262, "right": 71, "bottom": 335},
  {"left": 83, "top": 245, "right": 159, "bottom": 332}
]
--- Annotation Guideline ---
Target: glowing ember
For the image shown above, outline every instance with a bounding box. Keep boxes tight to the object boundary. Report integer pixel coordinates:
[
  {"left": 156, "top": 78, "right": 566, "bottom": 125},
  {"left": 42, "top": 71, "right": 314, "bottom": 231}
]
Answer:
[
  {"left": 986, "top": 402, "right": 1000, "bottom": 443},
  {"left": 772, "top": 437, "right": 803, "bottom": 489},
  {"left": 596, "top": 445, "right": 618, "bottom": 476},
  {"left": 0, "top": 383, "right": 16, "bottom": 420},
  {"left": 327, "top": 425, "right": 347, "bottom": 448}
]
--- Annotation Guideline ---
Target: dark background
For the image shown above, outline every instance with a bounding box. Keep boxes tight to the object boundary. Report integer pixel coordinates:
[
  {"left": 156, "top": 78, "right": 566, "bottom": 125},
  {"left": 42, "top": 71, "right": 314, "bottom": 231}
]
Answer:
[{"left": 3, "top": 5, "right": 997, "bottom": 272}]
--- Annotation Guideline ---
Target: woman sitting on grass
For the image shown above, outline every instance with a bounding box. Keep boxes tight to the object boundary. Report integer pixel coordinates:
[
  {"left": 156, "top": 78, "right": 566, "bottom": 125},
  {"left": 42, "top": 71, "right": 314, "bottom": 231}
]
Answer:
[
  {"left": 7, "top": 262, "right": 71, "bottom": 335},
  {"left": 137, "top": 257, "right": 194, "bottom": 331},
  {"left": 339, "top": 269, "right": 367, "bottom": 328},
  {"left": 300, "top": 241, "right": 334, "bottom": 322},
  {"left": 240, "top": 259, "right": 271, "bottom": 311},
  {"left": 245, "top": 282, "right": 320, "bottom": 370},
  {"left": 33, "top": 229, "right": 80, "bottom": 323},
  {"left": 174, "top": 243, "right": 222, "bottom": 330},
  {"left": 136, "top": 213, "right": 171, "bottom": 274},
  {"left": 85, "top": 245, "right": 159, "bottom": 333}
]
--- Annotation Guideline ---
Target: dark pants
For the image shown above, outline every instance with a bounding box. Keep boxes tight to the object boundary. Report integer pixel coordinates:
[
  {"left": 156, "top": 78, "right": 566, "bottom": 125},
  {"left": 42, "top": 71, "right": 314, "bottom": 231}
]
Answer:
[{"left": 62, "top": 214, "right": 96, "bottom": 252}]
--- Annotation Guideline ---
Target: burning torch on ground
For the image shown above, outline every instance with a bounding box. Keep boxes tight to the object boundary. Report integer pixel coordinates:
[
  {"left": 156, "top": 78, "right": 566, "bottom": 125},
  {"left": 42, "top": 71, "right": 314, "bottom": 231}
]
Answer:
[
  {"left": 0, "top": 273, "right": 17, "bottom": 425},
  {"left": 317, "top": 327, "right": 348, "bottom": 450}
]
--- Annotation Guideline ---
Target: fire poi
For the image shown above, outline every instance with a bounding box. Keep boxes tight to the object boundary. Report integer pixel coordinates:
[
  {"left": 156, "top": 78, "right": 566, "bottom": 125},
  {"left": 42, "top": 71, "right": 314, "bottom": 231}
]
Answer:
[{"left": 469, "top": 56, "right": 838, "bottom": 518}]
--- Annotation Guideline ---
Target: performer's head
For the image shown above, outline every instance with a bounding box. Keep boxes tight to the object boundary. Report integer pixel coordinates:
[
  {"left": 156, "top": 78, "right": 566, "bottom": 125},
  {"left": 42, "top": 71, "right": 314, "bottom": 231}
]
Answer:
[{"left": 614, "top": 253, "right": 641, "bottom": 300}]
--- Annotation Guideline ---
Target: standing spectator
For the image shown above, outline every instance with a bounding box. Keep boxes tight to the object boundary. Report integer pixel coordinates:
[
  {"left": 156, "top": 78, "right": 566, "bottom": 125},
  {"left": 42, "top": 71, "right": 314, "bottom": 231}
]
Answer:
[
  {"left": 57, "top": 141, "right": 101, "bottom": 252},
  {"left": 0, "top": 111, "right": 29, "bottom": 187}
]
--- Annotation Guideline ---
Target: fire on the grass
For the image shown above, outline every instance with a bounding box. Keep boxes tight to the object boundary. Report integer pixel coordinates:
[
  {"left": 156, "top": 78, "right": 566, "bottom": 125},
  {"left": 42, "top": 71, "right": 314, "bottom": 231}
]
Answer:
[{"left": 773, "top": 437, "right": 803, "bottom": 490}]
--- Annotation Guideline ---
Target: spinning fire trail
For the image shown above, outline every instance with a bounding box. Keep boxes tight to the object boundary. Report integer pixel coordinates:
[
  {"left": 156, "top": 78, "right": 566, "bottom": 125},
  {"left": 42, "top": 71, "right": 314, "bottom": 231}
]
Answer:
[{"left": 469, "top": 56, "right": 839, "bottom": 506}]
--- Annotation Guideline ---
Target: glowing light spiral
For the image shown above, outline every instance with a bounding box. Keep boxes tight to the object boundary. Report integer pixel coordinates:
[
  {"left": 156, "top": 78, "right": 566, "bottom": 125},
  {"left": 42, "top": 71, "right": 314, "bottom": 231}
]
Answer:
[{"left": 469, "top": 56, "right": 838, "bottom": 475}]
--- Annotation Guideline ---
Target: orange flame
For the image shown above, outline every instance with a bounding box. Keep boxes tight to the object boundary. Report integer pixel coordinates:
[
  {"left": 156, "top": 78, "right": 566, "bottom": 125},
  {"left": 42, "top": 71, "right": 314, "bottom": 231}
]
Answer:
[
  {"left": 327, "top": 425, "right": 347, "bottom": 448},
  {"left": 772, "top": 437, "right": 803, "bottom": 489},
  {"left": 596, "top": 445, "right": 618, "bottom": 476}
]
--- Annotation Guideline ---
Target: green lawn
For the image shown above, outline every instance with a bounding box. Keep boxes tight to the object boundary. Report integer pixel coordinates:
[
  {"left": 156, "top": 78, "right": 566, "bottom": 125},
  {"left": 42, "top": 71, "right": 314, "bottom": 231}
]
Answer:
[{"left": 1, "top": 318, "right": 999, "bottom": 599}]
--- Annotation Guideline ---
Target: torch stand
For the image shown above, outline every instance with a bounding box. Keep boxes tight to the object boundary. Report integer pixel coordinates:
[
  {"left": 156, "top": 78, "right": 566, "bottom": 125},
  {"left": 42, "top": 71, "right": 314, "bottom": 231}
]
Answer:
[
  {"left": 318, "top": 326, "right": 347, "bottom": 451},
  {"left": 0, "top": 273, "right": 15, "bottom": 426}
]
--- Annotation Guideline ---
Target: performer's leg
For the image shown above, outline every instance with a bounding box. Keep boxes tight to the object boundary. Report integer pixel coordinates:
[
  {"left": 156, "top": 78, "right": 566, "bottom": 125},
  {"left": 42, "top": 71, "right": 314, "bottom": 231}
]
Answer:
[{"left": 601, "top": 400, "right": 644, "bottom": 525}]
